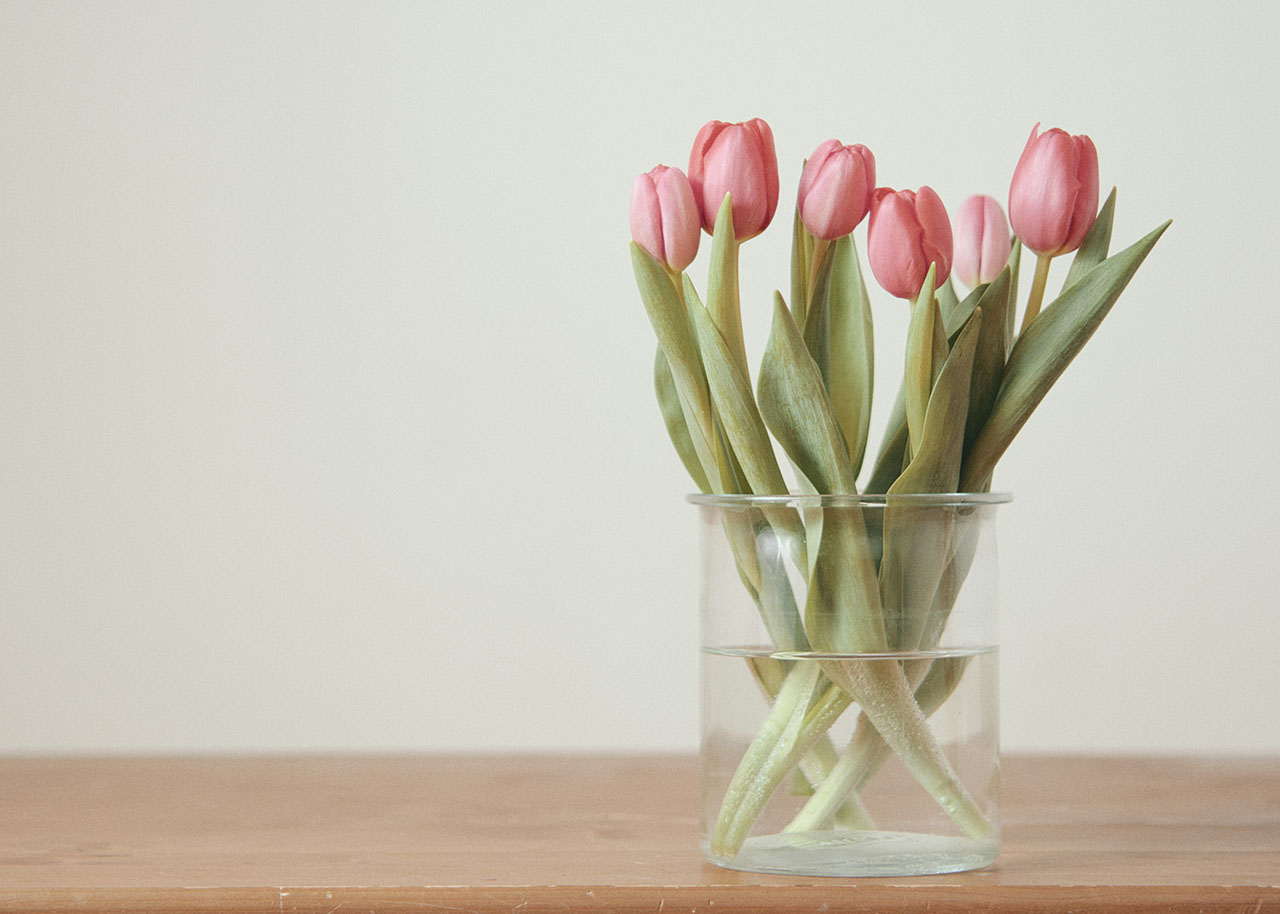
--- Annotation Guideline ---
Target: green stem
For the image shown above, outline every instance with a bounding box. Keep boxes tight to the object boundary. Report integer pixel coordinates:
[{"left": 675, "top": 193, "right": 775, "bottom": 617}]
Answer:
[
  {"left": 1020, "top": 253, "right": 1053, "bottom": 333},
  {"left": 785, "top": 655, "right": 968, "bottom": 833},
  {"left": 819, "top": 657, "right": 993, "bottom": 841},
  {"left": 710, "top": 673, "right": 860, "bottom": 857}
]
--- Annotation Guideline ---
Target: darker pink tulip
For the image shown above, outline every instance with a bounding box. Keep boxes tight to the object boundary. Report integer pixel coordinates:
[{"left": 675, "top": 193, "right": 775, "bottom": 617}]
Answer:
[
  {"left": 630, "top": 165, "right": 701, "bottom": 272},
  {"left": 1008, "top": 123, "right": 1099, "bottom": 257},
  {"left": 953, "top": 194, "right": 1012, "bottom": 289},
  {"left": 687, "top": 118, "right": 779, "bottom": 241},
  {"left": 867, "top": 186, "right": 953, "bottom": 300},
  {"left": 796, "top": 139, "right": 876, "bottom": 241}
]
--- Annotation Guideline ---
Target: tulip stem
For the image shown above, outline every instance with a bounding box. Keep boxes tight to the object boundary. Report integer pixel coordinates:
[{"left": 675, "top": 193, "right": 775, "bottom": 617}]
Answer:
[{"left": 1021, "top": 253, "right": 1053, "bottom": 333}]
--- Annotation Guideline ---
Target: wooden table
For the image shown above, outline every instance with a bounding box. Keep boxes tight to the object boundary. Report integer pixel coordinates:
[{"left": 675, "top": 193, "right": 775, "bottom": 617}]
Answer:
[{"left": 1, "top": 756, "right": 1276, "bottom": 913}]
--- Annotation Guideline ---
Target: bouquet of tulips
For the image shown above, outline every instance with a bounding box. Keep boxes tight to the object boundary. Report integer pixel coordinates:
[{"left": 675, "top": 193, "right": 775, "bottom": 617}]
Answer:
[{"left": 628, "top": 117, "right": 1168, "bottom": 860}]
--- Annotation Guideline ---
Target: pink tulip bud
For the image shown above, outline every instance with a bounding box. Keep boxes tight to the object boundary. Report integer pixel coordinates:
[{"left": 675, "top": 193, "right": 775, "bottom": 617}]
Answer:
[
  {"left": 796, "top": 139, "right": 876, "bottom": 241},
  {"left": 687, "top": 118, "right": 779, "bottom": 241},
  {"left": 1008, "top": 123, "right": 1100, "bottom": 257},
  {"left": 629, "top": 165, "right": 701, "bottom": 273},
  {"left": 953, "top": 194, "right": 1012, "bottom": 289},
  {"left": 867, "top": 186, "right": 953, "bottom": 300}
]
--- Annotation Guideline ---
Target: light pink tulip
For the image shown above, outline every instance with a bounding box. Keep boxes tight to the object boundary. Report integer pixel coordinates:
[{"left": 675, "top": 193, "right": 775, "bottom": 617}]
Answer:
[
  {"left": 687, "top": 118, "right": 779, "bottom": 241},
  {"left": 796, "top": 139, "right": 876, "bottom": 241},
  {"left": 953, "top": 194, "right": 1012, "bottom": 289},
  {"left": 867, "top": 186, "right": 953, "bottom": 300},
  {"left": 630, "top": 165, "right": 701, "bottom": 272},
  {"left": 1008, "top": 123, "right": 1099, "bottom": 257}
]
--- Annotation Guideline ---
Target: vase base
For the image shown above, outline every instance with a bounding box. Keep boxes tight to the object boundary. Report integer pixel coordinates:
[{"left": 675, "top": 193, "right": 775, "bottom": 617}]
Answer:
[{"left": 701, "top": 829, "right": 999, "bottom": 877}]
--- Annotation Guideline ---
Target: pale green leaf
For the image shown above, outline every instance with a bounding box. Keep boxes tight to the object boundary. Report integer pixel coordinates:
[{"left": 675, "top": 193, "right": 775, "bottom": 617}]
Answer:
[
  {"left": 630, "top": 243, "right": 720, "bottom": 489},
  {"left": 758, "top": 292, "right": 855, "bottom": 495},
  {"left": 1006, "top": 238, "right": 1022, "bottom": 349},
  {"left": 883, "top": 311, "right": 982, "bottom": 649},
  {"left": 904, "top": 265, "right": 939, "bottom": 457},
  {"left": 825, "top": 235, "right": 876, "bottom": 478},
  {"left": 865, "top": 386, "right": 907, "bottom": 496},
  {"left": 961, "top": 220, "right": 1171, "bottom": 490},
  {"left": 653, "top": 348, "right": 711, "bottom": 492},
  {"left": 790, "top": 205, "right": 809, "bottom": 329},
  {"left": 1064, "top": 188, "right": 1117, "bottom": 290},
  {"left": 964, "top": 270, "right": 1013, "bottom": 454},
  {"left": 686, "top": 283, "right": 789, "bottom": 498},
  {"left": 892, "top": 309, "right": 982, "bottom": 496},
  {"left": 706, "top": 195, "right": 747, "bottom": 382}
]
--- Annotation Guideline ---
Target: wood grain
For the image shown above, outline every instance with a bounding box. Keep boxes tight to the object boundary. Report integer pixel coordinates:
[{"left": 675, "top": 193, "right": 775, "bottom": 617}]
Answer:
[{"left": 1, "top": 755, "right": 1277, "bottom": 912}]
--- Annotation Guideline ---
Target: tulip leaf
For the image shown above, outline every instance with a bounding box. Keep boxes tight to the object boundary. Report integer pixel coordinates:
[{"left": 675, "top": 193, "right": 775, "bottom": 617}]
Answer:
[
  {"left": 892, "top": 308, "right": 982, "bottom": 497},
  {"left": 823, "top": 235, "right": 876, "bottom": 479},
  {"left": 904, "top": 265, "right": 940, "bottom": 457},
  {"left": 864, "top": 391, "right": 908, "bottom": 495},
  {"left": 882, "top": 311, "right": 982, "bottom": 649},
  {"left": 790, "top": 205, "right": 810, "bottom": 329},
  {"left": 1064, "top": 187, "right": 1117, "bottom": 290},
  {"left": 941, "top": 282, "right": 987, "bottom": 343},
  {"left": 802, "top": 242, "right": 834, "bottom": 388},
  {"left": 1006, "top": 238, "right": 1022, "bottom": 348},
  {"left": 685, "top": 281, "right": 789, "bottom": 498},
  {"left": 706, "top": 195, "right": 748, "bottom": 382},
  {"left": 964, "top": 269, "right": 1013, "bottom": 454},
  {"left": 758, "top": 291, "right": 855, "bottom": 495},
  {"left": 960, "top": 220, "right": 1171, "bottom": 490},
  {"left": 654, "top": 347, "right": 712, "bottom": 493},
  {"left": 937, "top": 277, "right": 960, "bottom": 316},
  {"left": 630, "top": 243, "right": 720, "bottom": 489}
]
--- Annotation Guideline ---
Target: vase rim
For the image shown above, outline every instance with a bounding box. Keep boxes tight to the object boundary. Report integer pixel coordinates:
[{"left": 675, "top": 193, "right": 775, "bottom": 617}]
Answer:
[{"left": 686, "top": 491, "right": 1012, "bottom": 507}]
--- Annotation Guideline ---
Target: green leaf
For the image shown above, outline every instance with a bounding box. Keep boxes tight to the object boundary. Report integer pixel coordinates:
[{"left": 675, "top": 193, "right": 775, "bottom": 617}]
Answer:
[
  {"left": 706, "top": 195, "right": 748, "bottom": 382},
  {"left": 892, "top": 309, "right": 982, "bottom": 496},
  {"left": 1006, "top": 238, "right": 1022, "bottom": 347},
  {"left": 904, "top": 265, "right": 940, "bottom": 457},
  {"left": 630, "top": 243, "right": 720, "bottom": 489},
  {"left": 1064, "top": 188, "right": 1117, "bottom": 290},
  {"left": 758, "top": 292, "right": 855, "bottom": 494},
  {"left": 653, "top": 348, "right": 712, "bottom": 492},
  {"left": 824, "top": 235, "right": 876, "bottom": 478},
  {"left": 936, "top": 277, "right": 960, "bottom": 316},
  {"left": 960, "top": 220, "right": 1171, "bottom": 490},
  {"left": 865, "top": 385, "right": 907, "bottom": 495},
  {"left": 686, "top": 281, "right": 789, "bottom": 498},
  {"left": 757, "top": 293, "right": 883, "bottom": 655},
  {"left": 802, "top": 241, "right": 833, "bottom": 388},
  {"left": 964, "top": 270, "right": 1013, "bottom": 455},
  {"left": 883, "top": 311, "right": 982, "bottom": 650},
  {"left": 688, "top": 282, "right": 810, "bottom": 571},
  {"left": 790, "top": 205, "right": 809, "bottom": 330},
  {"left": 941, "top": 282, "right": 987, "bottom": 343}
]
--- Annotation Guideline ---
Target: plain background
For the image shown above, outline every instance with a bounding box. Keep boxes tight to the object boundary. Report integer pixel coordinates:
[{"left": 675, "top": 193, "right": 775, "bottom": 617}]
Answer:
[{"left": 2, "top": 0, "right": 1277, "bottom": 756}]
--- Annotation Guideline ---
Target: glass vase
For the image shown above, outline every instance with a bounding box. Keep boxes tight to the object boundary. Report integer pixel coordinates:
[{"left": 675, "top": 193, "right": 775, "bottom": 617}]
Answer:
[{"left": 692, "top": 492, "right": 1009, "bottom": 877}]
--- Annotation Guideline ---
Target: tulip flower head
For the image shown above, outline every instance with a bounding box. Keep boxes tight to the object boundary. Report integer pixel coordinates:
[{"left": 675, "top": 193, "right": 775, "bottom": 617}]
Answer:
[
  {"left": 688, "top": 118, "right": 779, "bottom": 241},
  {"left": 953, "top": 194, "right": 1012, "bottom": 289},
  {"left": 1008, "top": 123, "right": 1099, "bottom": 257},
  {"left": 796, "top": 139, "right": 876, "bottom": 241},
  {"left": 630, "top": 165, "right": 701, "bottom": 273},
  {"left": 867, "top": 186, "right": 953, "bottom": 301}
]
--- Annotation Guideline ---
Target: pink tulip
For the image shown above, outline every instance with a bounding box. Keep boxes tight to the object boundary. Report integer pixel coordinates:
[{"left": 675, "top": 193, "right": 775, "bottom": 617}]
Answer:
[
  {"left": 1008, "top": 123, "right": 1099, "bottom": 257},
  {"left": 796, "top": 139, "right": 876, "bottom": 241},
  {"left": 867, "top": 186, "right": 953, "bottom": 300},
  {"left": 630, "top": 165, "right": 701, "bottom": 272},
  {"left": 687, "top": 118, "right": 779, "bottom": 241},
  {"left": 953, "top": 194, "right": 1012, "bottom": 289}
]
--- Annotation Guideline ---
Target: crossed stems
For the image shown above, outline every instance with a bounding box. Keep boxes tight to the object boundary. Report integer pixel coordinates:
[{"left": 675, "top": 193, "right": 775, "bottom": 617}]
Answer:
[{"left": 709, "top": 505, "right": 990, "bottom": 859}]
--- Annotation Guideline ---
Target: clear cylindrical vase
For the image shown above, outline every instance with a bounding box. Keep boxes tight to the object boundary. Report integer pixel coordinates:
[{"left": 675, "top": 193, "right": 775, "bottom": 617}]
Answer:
[{"left": 692, "top": 492, "right": 1010, "bottom": 877}]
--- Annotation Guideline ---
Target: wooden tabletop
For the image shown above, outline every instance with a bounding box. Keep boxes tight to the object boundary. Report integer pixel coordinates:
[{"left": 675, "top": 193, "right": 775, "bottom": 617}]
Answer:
[{"left": 1, "top": 755, "right": 1277, "bottom": 913}]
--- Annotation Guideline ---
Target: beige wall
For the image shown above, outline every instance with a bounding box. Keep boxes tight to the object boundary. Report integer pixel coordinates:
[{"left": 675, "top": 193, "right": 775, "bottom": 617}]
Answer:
[{"left": 2, "top": 0, "right": 1276, "bottom": 754}]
